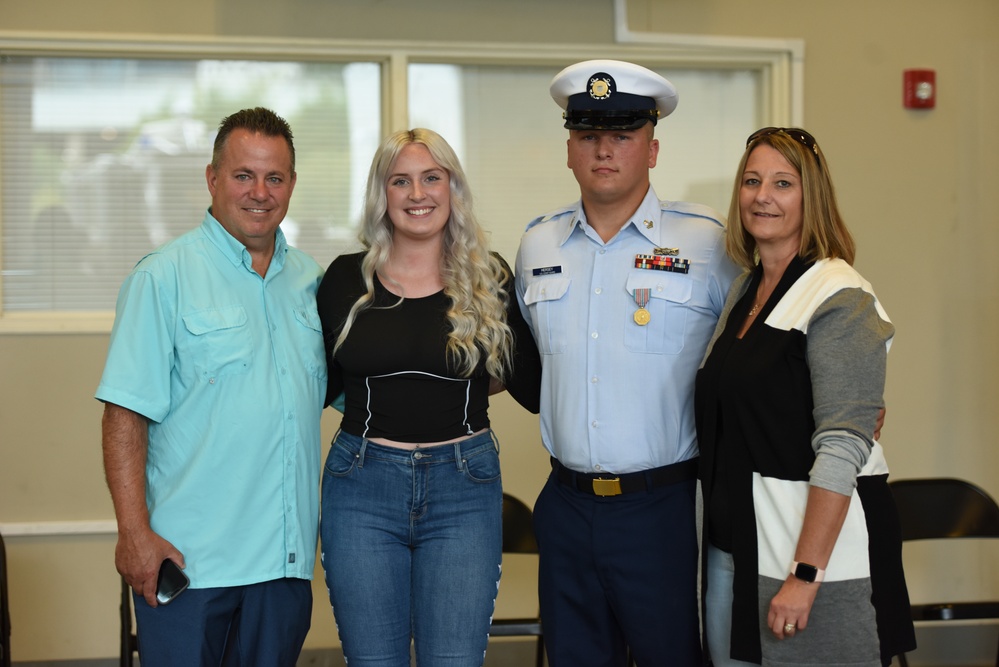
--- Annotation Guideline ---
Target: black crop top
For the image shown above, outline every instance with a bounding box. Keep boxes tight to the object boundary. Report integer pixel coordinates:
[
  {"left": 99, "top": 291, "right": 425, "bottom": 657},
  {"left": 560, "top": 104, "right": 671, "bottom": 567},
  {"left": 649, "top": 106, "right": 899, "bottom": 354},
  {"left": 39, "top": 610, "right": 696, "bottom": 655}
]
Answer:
[{"left": 316, "top": 251, "right": 540, "bottom": 442}]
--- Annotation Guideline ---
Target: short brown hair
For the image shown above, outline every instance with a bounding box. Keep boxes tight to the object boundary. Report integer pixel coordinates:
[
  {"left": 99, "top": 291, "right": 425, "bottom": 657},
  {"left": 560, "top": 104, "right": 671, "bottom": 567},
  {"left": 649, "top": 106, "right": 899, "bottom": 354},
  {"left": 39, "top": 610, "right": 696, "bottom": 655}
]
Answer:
[{"left": 211, "top": 107, "right": 295, "bottom": 172}]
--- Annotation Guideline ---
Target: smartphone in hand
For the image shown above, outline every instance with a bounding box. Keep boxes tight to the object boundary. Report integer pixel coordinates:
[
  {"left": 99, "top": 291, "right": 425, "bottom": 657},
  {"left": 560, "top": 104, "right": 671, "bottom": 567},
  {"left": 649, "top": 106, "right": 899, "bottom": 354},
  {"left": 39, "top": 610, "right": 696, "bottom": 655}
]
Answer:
[{"left": 156, "top": 559, "right": 189, "bottom": 605}]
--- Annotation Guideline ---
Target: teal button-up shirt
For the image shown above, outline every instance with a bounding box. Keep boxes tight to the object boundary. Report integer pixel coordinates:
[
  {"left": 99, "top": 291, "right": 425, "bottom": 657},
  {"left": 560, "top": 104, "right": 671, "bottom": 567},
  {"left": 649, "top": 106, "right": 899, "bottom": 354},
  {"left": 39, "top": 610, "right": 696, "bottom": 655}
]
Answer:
[{"left": 96, "top": 210, "right": 326, "bottom": 588}]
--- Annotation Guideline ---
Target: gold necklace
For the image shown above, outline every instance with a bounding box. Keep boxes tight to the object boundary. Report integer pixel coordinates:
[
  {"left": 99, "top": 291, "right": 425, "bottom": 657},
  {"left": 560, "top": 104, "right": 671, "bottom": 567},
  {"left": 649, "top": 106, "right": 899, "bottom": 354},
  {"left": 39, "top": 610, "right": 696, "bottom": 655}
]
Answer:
[{"left": 748, "top": 280, "right": 771, "bottom": 317}]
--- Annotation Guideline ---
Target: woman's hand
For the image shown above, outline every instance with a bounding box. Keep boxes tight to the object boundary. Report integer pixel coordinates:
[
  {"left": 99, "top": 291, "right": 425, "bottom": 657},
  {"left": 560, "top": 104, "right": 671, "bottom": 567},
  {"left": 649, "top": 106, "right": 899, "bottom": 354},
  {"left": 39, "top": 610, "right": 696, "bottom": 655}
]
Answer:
[
  {"left": 767, "top": 576, "right": 820, "bottom": 639},
  {"left": 772, "top": 485, "right": 851, "bottom": 639}
]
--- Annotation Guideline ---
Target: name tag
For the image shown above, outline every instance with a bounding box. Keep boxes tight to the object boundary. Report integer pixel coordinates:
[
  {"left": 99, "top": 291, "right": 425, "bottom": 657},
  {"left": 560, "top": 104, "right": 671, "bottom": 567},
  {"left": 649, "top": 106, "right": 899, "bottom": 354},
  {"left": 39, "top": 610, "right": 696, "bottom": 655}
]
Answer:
[{"left": 533, "top": 265, "right": 562, "bottom": 276}]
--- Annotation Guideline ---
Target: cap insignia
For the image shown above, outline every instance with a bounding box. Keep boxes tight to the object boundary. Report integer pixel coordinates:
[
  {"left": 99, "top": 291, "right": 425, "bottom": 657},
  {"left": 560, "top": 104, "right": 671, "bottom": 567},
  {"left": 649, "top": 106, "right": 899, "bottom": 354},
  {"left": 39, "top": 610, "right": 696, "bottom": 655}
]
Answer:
[{"left": 588, "top": 73, "right": 614, "bottom": 100}]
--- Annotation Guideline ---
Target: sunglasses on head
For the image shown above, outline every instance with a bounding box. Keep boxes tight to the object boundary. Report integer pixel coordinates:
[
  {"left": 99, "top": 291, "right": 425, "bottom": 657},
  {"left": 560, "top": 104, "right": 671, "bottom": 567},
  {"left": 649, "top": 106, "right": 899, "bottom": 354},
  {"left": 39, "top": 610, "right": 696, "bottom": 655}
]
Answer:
[{"left": 746, "top": 127, "right": 820, "bottom": 163}]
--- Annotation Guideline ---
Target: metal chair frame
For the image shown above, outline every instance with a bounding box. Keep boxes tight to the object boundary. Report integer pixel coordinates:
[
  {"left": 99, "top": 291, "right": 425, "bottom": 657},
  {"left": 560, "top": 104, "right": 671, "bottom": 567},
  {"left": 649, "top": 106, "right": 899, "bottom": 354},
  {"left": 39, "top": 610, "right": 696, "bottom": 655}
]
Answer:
[
  {"left": 890, "top": 477, "right": 999, "bottom": 667},
  {"left": 1, "top": 532, "right": 11, "bottom": 667},
  {"left": 120, "top": 575, "right": 138, "bottom": 667}
]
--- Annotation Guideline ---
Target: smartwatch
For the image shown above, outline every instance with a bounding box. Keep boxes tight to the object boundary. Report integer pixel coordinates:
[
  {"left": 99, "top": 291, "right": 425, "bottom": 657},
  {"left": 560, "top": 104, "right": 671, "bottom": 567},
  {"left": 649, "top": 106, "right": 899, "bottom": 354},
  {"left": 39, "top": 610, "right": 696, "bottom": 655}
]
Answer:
[{"left": 791, "top": 561, "right": 825, "bottom": 583}]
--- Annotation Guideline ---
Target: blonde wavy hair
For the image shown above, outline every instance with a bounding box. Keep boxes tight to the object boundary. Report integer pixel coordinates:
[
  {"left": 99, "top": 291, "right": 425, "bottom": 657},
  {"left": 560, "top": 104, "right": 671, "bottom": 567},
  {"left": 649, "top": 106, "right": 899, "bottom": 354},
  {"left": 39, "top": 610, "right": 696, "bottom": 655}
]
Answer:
[
  {"left": 333, "top": 128, "right": 514, "bottom": 381},
  {"left": 725, "top": 128, "right": 856, "bottom": 270}
]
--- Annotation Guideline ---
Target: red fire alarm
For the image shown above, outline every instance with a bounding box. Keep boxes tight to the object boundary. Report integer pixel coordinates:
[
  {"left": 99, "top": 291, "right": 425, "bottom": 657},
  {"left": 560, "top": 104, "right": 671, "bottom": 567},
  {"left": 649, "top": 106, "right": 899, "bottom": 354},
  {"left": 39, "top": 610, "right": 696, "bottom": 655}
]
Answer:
[{"left": 904, "top": 69, "right": 936, "bottom": 109}]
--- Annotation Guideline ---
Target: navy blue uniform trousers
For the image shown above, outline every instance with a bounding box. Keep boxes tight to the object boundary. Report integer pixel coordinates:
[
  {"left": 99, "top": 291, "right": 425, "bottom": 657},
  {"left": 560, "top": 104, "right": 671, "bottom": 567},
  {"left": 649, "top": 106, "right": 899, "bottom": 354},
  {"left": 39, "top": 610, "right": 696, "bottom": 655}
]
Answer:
[{"left": 534, "top": 470, "right": 702, "bottom": 667}]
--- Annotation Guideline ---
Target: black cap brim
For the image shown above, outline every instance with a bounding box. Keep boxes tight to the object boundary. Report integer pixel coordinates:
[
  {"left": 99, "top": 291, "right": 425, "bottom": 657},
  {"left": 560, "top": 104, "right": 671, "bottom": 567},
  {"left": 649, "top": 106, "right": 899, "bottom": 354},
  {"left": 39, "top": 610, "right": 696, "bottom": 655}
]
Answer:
[{"left": 563, "top": 109, "right": 658, "bottom": 131}]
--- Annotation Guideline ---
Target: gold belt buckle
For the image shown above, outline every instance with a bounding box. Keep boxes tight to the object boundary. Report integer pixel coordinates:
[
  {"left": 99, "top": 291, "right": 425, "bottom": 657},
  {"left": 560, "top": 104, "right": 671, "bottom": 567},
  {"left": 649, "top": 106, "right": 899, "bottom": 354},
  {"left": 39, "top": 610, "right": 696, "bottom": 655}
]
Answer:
[{"left": 592, "top": 477, "right": 622, "bottom": 496}]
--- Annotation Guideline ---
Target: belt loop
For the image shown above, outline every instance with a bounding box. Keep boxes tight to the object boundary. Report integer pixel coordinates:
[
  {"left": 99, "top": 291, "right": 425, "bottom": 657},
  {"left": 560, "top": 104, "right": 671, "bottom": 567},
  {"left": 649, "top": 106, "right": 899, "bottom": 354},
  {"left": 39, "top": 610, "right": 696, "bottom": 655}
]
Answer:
[
  {"left": 489, "top": 429, "right": 500, "bottom": 453},
  {"left": 357, "top": 437, "right": 368, "bottom": 468},
  {"left": 454, "top": 441, "right": 463, "bottom": 471}
]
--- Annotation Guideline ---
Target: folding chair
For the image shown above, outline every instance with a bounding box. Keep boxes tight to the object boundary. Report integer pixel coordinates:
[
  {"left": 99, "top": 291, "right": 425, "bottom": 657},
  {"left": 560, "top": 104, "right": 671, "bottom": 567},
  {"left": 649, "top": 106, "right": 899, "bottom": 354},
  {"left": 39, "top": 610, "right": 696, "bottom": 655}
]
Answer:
[
  {"left": 1, "top": 532, "right": 11, "bottom": 667},
  {"left": 489, "top": 493, "right": 546, "bottom": 666},
  {"left": 120, "top": 575, "right": 138, "bottom": 667},
  {"left": 890, "top": 477, "right": 999, "bottom": 667}
]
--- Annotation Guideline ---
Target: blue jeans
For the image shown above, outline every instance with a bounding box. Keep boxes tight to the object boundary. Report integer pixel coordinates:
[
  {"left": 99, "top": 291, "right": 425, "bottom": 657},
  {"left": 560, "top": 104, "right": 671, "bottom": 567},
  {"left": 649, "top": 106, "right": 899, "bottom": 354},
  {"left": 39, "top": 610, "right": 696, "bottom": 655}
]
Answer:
[
  {"left": 320, "top": 430, "right": 503, "bottom": 667},
  {"left": 705, "top": 545, "right": 758, "bottom": 667}
]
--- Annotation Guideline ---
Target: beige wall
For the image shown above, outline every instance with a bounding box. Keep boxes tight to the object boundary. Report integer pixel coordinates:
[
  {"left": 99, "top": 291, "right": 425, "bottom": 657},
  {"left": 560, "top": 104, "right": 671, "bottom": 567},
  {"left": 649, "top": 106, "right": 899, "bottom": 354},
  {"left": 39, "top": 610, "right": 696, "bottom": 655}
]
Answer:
[{"left": 1, "top": 0, "right": 997, "bottom": 663}]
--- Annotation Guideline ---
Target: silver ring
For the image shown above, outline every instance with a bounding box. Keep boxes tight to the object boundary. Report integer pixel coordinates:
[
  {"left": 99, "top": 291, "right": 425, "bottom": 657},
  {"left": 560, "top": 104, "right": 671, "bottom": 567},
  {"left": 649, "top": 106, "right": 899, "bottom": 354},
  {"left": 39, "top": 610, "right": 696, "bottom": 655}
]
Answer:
[{"left": 784, "top": 623, "right": 796, "bottom": 633}]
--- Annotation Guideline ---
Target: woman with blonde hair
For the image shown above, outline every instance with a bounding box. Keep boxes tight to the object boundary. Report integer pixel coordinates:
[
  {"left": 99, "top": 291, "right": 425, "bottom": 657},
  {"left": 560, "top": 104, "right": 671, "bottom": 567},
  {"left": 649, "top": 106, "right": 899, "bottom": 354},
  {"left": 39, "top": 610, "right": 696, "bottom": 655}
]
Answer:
[
  {"left": 316, "top": 128, "right": 540, "bottom": 666},
  {"left": 695, "top": 128, "right": 915, "bottom": 666}
]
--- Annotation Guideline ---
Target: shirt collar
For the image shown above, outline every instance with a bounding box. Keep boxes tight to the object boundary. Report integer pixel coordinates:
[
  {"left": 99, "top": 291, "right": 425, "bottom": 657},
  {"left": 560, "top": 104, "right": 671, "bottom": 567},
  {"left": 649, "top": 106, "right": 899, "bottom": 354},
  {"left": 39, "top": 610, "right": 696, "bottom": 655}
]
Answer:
[
  {"left": 627, "top": 186, "right": 665, "bottom": 244},
  {"left": 557, "top": 186, "right": 662, "bottom": 246},
  {"left": 201, "top": 208, "right": 288, "bottom": 274}
]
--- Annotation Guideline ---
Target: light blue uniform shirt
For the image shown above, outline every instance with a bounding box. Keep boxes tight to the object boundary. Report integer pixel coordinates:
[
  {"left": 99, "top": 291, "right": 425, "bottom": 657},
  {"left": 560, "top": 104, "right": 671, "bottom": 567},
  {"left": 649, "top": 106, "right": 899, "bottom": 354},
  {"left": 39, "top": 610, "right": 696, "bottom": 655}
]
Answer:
[
  {"left": 515, "top": 187, "right": 740, "bottom": 474},
  {"left": 96, "top": 210, "right": 326, "bottom": 588}
]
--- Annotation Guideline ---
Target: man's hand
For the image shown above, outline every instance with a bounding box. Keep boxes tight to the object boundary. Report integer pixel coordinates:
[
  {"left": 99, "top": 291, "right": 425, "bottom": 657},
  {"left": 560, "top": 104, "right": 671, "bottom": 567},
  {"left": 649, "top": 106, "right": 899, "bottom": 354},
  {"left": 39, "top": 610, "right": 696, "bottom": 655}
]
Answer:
[{"left": 116, "top": 526, "right": 185, "bottom": 607}]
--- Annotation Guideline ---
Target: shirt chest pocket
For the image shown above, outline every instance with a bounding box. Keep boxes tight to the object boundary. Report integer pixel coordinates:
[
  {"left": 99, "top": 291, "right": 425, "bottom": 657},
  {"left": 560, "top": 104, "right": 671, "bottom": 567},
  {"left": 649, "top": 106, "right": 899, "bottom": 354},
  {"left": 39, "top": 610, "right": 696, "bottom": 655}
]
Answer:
[
  {"left": 522, "top": 276, "right": 571, "bottom": 355},
  {"left": 624, "top": 273, "right": 691, "bottom": 355},
  {"left": 292, "top": 307, "right": 328, "bottom": 381},
  {"left": 181, "top": 306, "right": 253, "bottom": 378}
]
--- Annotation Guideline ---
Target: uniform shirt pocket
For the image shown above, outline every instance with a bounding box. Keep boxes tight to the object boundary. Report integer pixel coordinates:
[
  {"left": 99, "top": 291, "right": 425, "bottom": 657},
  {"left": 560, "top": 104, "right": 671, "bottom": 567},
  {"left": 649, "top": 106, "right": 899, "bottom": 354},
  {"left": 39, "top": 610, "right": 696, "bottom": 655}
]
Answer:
[
  {"left": 181, "top": 305, "right": 253, "bottom": 377},
  {"left": 624, "top": 272, "right": 691, "bottom": 354},
  {"left": 522, "top": 276, "right": 571, "bottom": 354}
]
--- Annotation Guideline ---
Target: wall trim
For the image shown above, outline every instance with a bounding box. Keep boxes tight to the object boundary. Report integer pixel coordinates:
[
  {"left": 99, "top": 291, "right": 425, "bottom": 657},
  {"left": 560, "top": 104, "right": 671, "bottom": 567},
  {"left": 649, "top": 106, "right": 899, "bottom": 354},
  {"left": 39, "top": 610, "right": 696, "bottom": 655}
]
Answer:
[{"left": 0, "top": 519, "right": 117, "bottom": 537}]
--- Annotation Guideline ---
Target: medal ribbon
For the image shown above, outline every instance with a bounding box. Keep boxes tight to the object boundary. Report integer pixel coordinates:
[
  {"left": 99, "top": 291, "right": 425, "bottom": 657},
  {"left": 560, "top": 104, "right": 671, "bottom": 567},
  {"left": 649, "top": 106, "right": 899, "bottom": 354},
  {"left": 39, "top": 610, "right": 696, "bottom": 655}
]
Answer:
[
  {"left": 634, "top": 288, "right": 650, "bottom": 310},
  {"left": 635, "top": 253, "right": 691, "bottom": 274}
]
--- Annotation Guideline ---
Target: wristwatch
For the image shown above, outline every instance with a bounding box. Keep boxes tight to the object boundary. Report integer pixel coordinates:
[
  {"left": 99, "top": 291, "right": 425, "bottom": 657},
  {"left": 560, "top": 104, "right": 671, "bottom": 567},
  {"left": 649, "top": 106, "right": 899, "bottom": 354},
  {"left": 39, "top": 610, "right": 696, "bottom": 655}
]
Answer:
[{"left": 790, "top": 561, "right": 825, "bottom": 583}]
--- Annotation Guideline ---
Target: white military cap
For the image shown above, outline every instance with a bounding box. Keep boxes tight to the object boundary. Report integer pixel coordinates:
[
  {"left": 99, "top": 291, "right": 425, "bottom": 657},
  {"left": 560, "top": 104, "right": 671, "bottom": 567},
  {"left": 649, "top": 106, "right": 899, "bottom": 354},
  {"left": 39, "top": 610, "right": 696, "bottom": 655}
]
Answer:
[{"left": 550, "top": 59, "right": 678, "bottom": 130}]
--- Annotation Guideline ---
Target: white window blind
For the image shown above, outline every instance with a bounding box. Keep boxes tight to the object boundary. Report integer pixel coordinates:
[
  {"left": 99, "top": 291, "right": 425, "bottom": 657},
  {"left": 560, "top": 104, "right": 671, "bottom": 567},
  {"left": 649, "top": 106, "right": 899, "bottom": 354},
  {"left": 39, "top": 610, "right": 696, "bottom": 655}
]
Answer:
[
  {"left": 1, "top": 36, "right": 795, "bottom": 331},
  {"left": 0, "top": 55, "right": 381, "bottom": 312}
]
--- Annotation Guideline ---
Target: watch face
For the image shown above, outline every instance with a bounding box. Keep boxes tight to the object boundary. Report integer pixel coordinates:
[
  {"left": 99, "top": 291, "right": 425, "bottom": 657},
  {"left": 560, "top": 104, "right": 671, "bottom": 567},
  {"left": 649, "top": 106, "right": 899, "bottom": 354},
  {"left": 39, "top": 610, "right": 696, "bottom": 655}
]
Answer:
[{"left": 794, "top": 562, "right": 818, "bottom": 583}]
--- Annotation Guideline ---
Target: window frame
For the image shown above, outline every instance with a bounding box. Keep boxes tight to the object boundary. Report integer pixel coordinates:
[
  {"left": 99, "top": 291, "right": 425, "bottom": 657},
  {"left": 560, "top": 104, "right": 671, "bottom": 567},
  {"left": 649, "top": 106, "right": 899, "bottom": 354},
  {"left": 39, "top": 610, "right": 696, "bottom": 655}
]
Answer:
[{"left": 0, "top": 31, "right": 802, "bottom": 334}]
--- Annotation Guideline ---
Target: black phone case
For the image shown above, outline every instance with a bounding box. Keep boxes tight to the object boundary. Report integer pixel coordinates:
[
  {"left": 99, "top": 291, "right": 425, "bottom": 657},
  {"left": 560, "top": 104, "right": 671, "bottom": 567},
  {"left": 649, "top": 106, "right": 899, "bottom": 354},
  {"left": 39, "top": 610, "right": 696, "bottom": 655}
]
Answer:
[{"left": 156, "top": 559, "right": 189, "bottom": 605}]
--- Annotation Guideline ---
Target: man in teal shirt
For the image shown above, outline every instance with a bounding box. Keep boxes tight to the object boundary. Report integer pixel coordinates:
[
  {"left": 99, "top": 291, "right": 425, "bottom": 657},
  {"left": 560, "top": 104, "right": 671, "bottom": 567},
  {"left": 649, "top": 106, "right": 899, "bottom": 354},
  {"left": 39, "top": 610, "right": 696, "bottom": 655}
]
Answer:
[{"left": 96, "top": 107, "right": 325, "bottom": 665}]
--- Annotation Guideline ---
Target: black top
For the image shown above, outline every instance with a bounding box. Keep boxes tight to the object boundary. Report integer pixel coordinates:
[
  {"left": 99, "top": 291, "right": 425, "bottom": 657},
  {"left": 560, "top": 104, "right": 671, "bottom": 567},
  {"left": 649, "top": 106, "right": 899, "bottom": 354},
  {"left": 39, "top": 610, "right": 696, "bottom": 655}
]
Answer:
[
  {"left": 317, "top": 251, "right": 541, "bottom": 442},
  {"left": 696, "top": 257, "right": 817, "bottom": 551}
]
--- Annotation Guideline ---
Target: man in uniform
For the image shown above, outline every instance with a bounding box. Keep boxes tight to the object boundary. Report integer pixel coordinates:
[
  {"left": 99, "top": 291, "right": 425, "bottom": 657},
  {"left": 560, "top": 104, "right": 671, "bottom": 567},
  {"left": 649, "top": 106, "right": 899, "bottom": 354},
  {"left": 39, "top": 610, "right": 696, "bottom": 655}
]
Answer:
[{"left": 515, "top": 60, "right": 741, "bottom": 666}]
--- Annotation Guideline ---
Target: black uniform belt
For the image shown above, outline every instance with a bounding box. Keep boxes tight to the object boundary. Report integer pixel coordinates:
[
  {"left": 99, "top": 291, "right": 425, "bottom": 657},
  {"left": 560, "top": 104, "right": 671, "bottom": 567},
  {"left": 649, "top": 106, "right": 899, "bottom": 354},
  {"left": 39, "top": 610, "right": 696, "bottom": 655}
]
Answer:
[{"left": 550, "top": 457, "right": 698, "bottom": 497}]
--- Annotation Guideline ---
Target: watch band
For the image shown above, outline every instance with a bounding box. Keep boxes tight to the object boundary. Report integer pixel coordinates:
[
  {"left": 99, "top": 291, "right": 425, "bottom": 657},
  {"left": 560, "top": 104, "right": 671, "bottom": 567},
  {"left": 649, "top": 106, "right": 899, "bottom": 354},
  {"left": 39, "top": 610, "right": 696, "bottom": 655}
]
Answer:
[{"left": 791, "top": 561, "right": 826, "bottom": 583}]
